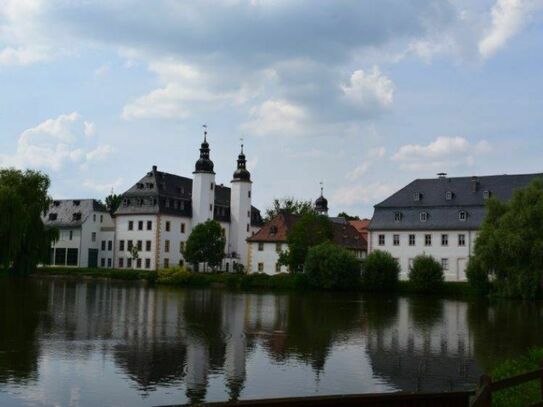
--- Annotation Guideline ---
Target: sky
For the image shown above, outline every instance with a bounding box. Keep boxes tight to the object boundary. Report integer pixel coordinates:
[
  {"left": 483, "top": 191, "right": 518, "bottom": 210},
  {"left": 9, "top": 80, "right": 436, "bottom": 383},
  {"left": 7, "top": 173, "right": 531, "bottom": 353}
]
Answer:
[{"left": 1, "top": 0, "right": 543, "bottom": 218}]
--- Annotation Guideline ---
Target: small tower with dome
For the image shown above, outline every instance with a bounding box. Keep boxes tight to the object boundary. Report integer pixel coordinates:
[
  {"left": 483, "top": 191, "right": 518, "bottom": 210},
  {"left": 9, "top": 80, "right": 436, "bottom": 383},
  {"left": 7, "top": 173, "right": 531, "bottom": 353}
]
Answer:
[
  {"left": 192, "top": 125, "right": 216, "bottom": 225},
  {"left": 315, "top": 182, "right": 328, "bottom": 216}
]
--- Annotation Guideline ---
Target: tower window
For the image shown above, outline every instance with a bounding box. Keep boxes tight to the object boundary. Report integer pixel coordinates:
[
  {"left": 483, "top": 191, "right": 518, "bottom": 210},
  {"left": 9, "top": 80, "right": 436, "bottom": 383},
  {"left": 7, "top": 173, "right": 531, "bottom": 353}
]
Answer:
[
  {"left": 210, "top": 182, "right": 214, "bottom": 190},
  {"left": 248, "top": 190, "right": 251, "bottom": 198}
]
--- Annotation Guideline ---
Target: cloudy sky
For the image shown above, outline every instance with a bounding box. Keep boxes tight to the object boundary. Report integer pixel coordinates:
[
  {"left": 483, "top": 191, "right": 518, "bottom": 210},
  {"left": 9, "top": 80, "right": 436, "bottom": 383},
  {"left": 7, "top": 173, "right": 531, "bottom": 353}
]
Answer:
[{"left": 1, "top": 0, "right": 543, "bottom": 218}]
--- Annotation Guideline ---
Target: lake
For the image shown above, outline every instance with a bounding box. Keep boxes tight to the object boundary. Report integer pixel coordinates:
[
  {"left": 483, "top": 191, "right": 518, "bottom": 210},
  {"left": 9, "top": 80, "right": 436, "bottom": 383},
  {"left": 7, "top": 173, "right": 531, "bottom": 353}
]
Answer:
[{"left": 1, "top": 277, "right": 542, "bottom": 406}]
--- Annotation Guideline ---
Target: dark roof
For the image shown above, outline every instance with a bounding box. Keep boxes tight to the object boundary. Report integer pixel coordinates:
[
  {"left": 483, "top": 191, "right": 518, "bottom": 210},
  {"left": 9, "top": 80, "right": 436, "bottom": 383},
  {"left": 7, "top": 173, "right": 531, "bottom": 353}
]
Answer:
[
  {"left": 369, "top": 173, "right": 543, "bottom": 230},
  {"left": 42, "top": 199, "right": 107, "bottom": 227},
  {"left": 248, "top": 212, "right": 366, "bottom": 251},
  {"left": 115, "top": 167, "right": 263, "bottom": 226}
]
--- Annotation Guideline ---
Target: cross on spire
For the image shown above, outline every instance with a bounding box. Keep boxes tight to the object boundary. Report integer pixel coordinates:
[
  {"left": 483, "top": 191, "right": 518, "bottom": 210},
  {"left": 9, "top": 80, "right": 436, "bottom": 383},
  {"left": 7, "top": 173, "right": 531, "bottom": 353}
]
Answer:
[
  {"left": 320, "top": 181, "right": 324, "bottom": 196},
  {"left": 202, "top": 124, "right": 207, "bottom": 142},
  {"left": 240, "top": 136, "right": 244, "bottom": 153}
]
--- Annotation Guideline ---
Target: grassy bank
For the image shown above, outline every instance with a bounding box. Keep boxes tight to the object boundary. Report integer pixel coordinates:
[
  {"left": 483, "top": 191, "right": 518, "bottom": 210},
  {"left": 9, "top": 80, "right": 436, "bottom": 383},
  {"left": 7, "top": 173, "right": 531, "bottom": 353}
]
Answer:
[
  {"left": 488, "top": 348, "right": 543, "bottom": 407},
  {"left": 33, "top": 266, "right": 474, "bottom": 296}
]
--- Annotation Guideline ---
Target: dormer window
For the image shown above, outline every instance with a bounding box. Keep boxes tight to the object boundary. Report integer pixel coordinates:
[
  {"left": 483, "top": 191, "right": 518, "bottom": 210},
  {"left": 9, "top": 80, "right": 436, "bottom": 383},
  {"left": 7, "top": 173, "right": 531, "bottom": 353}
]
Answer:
[
  {"left": 48, "top": 213, "right": 57, "bottom": 221},
  {"left": 53, "top": 201, "right": 60, "bottom": 207},
  {"left": 420, "top": 212, "right": 428, "bottom": 222},
  {"left": 123, "top": 198, "right": 130, "bottom": 207},
  {"left": 72, "top": 200, "right": 80, "bottom": 206},
  {"left": 146, "top": 183, "right": 154, "bottom": 189},
  {"left": 445, "top": 191, "right": 453, "bottom": 201},
  {"left": 394, "top": 212, "right": 402, "bottom": 222},
  {"left": 269, "top": 225, "right": 278, "bottom": 236},
  {"left": 72, "top": 212, "right": 82, "bottom": 221},
  {"left": 483, "top": 190, "right": 492, "bottom": 200},
  {"left": 136, "top": 183, "right": 144, "bottom": 189},
  {"left": 413, "top": 192, "right": 422, "bottom": 202},
  {"left": 459, "top": 211, "right": 467, "bottom": 221}
]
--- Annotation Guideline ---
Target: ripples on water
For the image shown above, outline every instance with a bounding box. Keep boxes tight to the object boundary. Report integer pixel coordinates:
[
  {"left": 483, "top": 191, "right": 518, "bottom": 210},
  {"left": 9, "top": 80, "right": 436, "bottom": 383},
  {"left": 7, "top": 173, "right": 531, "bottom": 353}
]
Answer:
[{"left": 0, "top": 277, "right": 543, "bottom": 406}]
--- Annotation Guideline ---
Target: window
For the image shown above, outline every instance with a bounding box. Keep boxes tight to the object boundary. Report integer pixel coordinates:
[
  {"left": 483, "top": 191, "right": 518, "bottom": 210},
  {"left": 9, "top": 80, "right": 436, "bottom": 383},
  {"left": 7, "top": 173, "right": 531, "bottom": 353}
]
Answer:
[
  {"left": 119, "top": 240, "right": 125, "bottom": 251},
  {"left": 179, "top": 260, "right": 184, "bottom": 267},
  {"left": 128, "top": 221, "right": 134, "bottom": 230},
  {"left": 441, "top": 258, "right": 449, "bottom": 270},
  {"left": 165, "top": 221, "right": 170, "bottom": 232},
  {"left": 118, "top": 258, "right": 124, "bottom": 268},
  {"left": 107, "top": 258, "right": 112, "bottom": 268},
  {"left": 48, "top": 213, "right": 57, "bottom": 221},
  {"left": 459, "top": 211, "right": 467, "bottom": 221},
  {"left": 425, "top": 234, "right": 432, "bottom": 246},
  {"left": 128, "top": 240, "right": 133, "bottom": 250},
  {"left": 441, "top": 234, "right": 449, "bottom": 246},
  {"left": 246, "top": 224, "right": 250, "bottom": 232},
  {"left": 209, "top": 204, "right": 213, "bottom": 212},
  {"left": 54, "top": 248, "right": 66, "bottom": 265},
  {"left": 137, "top": 240, "right": 142, "bottom": 251},
  {"left": 258, "top": 242, "right": 264, "bottom": 251},
  {"left": 275, "top": 263, "right": 281, "bottom": 273},
  {"left": 420, "top": 212, "right": 428, "bottom": 222},
  {"left": 393, "top": 234, "right": 400, "bottom": 246},
  {"left": 145, "top": 258, "right": 151, "bottom": 269},
  {"left": 108, "top": 240, "right": 112, "bottom": 251},
  {"left": 409, "top": 234, "right": 416, "bottom": 246},
  {"left": 210, "top": 182, "right": 214, "bottom": 190},
  {"left": 101, "top": 241, "right": 106, "bottom": 251},
  {"left": 247, "top": 210, "right": 251, "bottom": 218},
  {"left": 248, "top": 190, "right": 251, "bottom": 198},
  {"left": 483, "top": 190, "right": 492, "bottom": 200},
  {"left": 93, "top": 214, "right": 96, "bottom": 222},
  {"left": 179, "top": 241, "right": 185, "bottom": 253},
  {"left": 413, "top": 192, "right": 422, "bottom": 201},
  {"left": 101, "top": 258, "right": 105, "bottom": 267},
  {"left": 181, "top": 223, "right": 186, "bottom": 233},
  {"left": 446, "top": 191, "right": 454, "bottom": 200},
  {"left": 92, "top": 232, "right": 96, "bottom": 242},
  {"left": 258, "top": 262, "right": 264, "bottom": 272},
  {"left": 164, "top": 258, "right": 169, "bottom": 268},
  {"left": 72, "top": 213, "right": 81, "bottom": 221},
  {"left": 276, "top": 243, "right": 282, "bottom": 253},
  {"left": 394, "top": 212, "right": 402, "bottom": 222},
  {"left": 146, "top": 240, "right": 151, "bottom": 251},
  {"left": 165, "top": 240, "right": 170, "bottom": 253},
  {"left": 136, "top": 258, "right": 142, "bottom": 268},
  {"left": 127, "top": 258, "right": 132, "bottom": 268},
  {"left": 378, "top": 234, "right": 385, "bottom": 246},
  {"left": 100, "top": 215, "right": 103, "bottom": 223},
  {"left": 458, "top": 234, "right": 466, "bottom": 247},
  {"left": 69, "top": 230, "right": 73, "bottom": 240},
  {"left": 66, "top": 249, "right": 78, "bottom": 266},
  {"left": 137, "top": 220, "right": 142, "bottom": 230},
  {"left": 147, "top": 220, "right": 152, "bottom": 231}
]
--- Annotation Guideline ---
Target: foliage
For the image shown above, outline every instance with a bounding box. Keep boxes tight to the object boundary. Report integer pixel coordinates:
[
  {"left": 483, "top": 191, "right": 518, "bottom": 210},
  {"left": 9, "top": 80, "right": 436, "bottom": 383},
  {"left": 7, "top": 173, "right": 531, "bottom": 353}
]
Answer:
[
  {"left": 466, "top": 257, "right": 491, "bottom": 296},
  {"left": 104, "top": 193, "right": 122, "bottom": 215},
  {"left": 0, "top": 168, "right": 58, "bottom": 275},
  {"left": 337, "top": 211, "right": 360, "bottom": 220},
  {"left": 408, "top": 254, "right": 444, "bottom": 293},
  {"left": 279, "top": 212, "right": 334, "bottom": 273},
  {"left": 183, "top": 220, "right": 226, "bottom": 271},
  {"left": 471, "top": 179, "right": 543, "bottom": 299},
  {"left": 303, "top": 242, "right": 360, "bottom": 290},
  {"left": 490, "top": 348, "right": 543, "bottom": 407},
  {"left": 361, "top": 250, "right": 400, "bottom": 291},
  {"left": 264, "top": 197, "right": 314, "bottom": 222},
  {"left": 129, "top": 245, "right": 139, "bottom": 267}
]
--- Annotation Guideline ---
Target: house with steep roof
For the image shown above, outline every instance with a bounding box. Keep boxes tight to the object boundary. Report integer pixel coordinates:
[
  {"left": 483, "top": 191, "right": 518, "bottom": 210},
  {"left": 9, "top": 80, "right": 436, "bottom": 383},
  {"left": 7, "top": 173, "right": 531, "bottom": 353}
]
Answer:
[
  {"left": 368, "top": 172, "right": 543, "bottom": 281},
  {"left": 42, "top": 199, "right": 115, "bottom": 267}
]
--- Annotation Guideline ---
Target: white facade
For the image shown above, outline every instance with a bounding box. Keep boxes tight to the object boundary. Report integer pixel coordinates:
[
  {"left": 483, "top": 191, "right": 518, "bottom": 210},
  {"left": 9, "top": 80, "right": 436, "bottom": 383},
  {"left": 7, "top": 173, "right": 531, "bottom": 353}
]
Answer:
[
  {"left": 368, "top": 230, "right": 477, "bottom": 281},
  {"left": 229, "top": 180, "right": 252, "bottom": 266},
  {"left": 192, "top": 172, "right": 215, "bottom": 224},
  {"left": 248, "top": 242, "right": 288, "bottom": 275}
]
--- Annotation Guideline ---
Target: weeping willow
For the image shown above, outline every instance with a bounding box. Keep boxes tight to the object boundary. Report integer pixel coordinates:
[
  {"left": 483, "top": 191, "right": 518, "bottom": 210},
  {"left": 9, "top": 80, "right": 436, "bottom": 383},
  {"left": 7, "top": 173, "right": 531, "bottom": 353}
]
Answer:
[{"left": 0, "top": 169, "right": 58, "bottom": 275}]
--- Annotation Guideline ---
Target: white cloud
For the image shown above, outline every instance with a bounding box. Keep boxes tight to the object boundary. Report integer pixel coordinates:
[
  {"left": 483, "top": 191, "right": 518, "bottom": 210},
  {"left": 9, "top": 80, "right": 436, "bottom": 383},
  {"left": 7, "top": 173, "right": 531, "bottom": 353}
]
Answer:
[
  {"left": 0, "top": 46, "right": 48, "bottom": 65},
  {"left": 83, "top": 177, "right": 123, "bottom": 194},
  {"left": 0, "top": 113, "right": 112, "bottom": 171},
  {"left": 242, "top": 99, "right": 308, "bottom": 136},
  {"left": 391, "top": 136, "right": 491, "bottom": 171},
  {"left": 333, "top": 182, "right": 397, "bottom": 206},
  {"left": 341, "top": 67, "right": 394, "bottom": 112},
  {"left": 346, "top": 147, "right": 386, "bottom": 181},
  {"left": 85, "top": 144, "right": 114, "bottom": 162},
  {"left": 84, "top": 121, "right": 96, "bottom": 137}
]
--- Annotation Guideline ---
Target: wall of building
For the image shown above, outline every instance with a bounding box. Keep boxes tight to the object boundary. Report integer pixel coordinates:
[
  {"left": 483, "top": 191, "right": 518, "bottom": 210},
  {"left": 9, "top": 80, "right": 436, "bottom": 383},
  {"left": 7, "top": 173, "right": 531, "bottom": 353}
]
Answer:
[
  {"left": 51, "top": 228, "right": 81, "bottom": 266},
  {"left": 229, "top": 180, "right": 252, "bottom": 266},
  {"left": 158, "top": 215, "right": 193, "bottom": 269},
  {"left": 248, "top": 242, "right": 288, "bottom": 275},
  {"left": 368, "top": 230, "right": 477, "bottom": 281},
  {"left": 115, "top": 214, "right": 158, "bottom": 270}
]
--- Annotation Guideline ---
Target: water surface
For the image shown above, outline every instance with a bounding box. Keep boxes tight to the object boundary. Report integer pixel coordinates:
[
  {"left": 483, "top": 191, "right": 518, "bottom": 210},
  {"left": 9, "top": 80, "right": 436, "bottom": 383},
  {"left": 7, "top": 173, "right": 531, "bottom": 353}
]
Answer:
[{"left": 1, "top": 277, "right": 542, "bottom": 406}]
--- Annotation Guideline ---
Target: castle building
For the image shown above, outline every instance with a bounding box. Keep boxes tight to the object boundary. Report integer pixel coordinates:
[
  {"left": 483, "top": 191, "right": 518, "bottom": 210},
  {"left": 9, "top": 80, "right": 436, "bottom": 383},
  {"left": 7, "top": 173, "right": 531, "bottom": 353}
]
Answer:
[
  {"left": 368, "top": 172, "right": 543, "bottom": 281},
  {"left": 112, "top": 129, "right": 263, "bottom": 271}
]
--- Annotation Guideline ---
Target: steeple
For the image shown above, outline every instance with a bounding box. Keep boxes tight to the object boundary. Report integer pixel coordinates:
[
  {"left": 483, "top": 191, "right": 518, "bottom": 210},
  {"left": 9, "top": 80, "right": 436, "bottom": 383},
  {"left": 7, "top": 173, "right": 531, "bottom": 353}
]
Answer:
[
  {"left": 315, "top": 182, "right": 328, "bottom": 215},
  {"left": 194, "top": 124, "right": 215, "bottom": 173},
  {"left": 232, "top": 139, "right": 251, "bottom": 182}
]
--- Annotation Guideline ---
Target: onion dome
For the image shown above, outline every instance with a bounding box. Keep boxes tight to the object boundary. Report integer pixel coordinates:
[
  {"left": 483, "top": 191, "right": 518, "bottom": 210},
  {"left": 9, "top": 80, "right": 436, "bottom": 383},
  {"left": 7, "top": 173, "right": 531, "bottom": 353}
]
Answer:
[
  {"left": 194, "top": 126, "right": 215, "bottom": 173},
  {"left": 315, "top": 185, "right": 328, "bottom": 214},
  {"left": 233, "top": 144, "right": 251, "bottom": 181}
]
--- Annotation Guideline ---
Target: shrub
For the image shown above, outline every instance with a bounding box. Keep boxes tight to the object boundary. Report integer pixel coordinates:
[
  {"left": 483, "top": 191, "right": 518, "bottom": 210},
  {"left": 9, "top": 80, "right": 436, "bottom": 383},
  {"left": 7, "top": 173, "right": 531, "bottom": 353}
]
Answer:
[
  {"left": 361, "top": 250, "right": 400, "bottom": 291},
  {"left": 466, "top": 257, "right": 491, "bottom": 296},
  {"left": 157, "top": 267, "right": 211, "bottom": 286},
  {"left": 408, "top": 255, "right": 444, "bottom": 293},
  {"left": 303, "top": 241, "right": 360, "bottom": 290}
]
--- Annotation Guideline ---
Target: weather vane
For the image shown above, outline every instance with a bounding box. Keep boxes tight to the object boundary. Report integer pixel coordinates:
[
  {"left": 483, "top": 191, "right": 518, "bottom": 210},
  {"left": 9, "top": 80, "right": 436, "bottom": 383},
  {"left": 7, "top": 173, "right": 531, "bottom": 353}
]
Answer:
[
  {"left": 240, "top": 136, "right": 244, "bottom": 153},
  {"left": 202, "top": 124, "right": 207, "bottom": 141},
  {"left": 320, "top": 181, "right": 324, "bottom": 196}
]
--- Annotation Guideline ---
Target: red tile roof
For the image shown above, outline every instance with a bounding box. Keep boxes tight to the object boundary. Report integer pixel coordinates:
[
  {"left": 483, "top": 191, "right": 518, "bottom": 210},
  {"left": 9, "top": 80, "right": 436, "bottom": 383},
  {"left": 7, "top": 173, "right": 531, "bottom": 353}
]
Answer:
[{"left": 349, "top": 219, "right": 370, "bottom": 238}]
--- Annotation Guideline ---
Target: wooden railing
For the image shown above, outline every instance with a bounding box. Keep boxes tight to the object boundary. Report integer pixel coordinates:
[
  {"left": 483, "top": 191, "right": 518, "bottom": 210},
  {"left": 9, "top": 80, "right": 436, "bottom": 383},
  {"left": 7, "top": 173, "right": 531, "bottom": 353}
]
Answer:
[{"left": 471, "top": 360, "right": 543, "bottom": 407}]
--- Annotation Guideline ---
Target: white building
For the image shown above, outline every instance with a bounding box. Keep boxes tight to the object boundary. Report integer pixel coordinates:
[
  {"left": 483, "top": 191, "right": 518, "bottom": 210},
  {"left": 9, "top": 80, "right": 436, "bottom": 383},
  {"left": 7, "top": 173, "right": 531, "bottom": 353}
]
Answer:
[
  {"left": 42, "top": 199, "right": 115, "bottom": 268},
  {"left": 113, "top": 130, "right": 263, "bottom": 271},
  {"left": 368, "top": 173, "right": 543, "bottom": 281}
]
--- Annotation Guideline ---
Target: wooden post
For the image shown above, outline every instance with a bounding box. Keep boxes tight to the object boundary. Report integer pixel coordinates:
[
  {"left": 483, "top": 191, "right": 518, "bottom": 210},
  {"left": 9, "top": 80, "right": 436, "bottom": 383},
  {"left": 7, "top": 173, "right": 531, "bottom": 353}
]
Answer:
[{"left": 479, "top": 374, "right": 492, "bottom": 407}]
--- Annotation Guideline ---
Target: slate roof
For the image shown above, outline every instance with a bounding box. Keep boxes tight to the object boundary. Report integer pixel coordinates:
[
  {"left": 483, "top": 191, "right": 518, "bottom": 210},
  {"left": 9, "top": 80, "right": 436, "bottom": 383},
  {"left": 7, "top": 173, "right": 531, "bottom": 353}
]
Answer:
[
  {"left": 369, "top": 173, "right": 543, "bottom": 231},
  {"left": 248, "top": 212, "right": 366, "bottom": 251},
  {"left": 115, "top": 167, "right": 263, "bottom": 226},
  {"left": 42, "top": 199, "right": 107, "bottom": 228}
]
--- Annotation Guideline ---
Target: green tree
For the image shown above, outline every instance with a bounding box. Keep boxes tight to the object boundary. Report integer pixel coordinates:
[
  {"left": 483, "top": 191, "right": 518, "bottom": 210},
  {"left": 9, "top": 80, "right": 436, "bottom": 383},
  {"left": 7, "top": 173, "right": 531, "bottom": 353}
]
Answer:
[
  {"left": 337, "top": 211, "right": 360, "bottom": 221},
  {"left": 279, "top": 212, "right": 334, "bottom": 272},
  {"left": 408, "top": 254, "right": 444, "bottom": 293},
  {"left": 304, "top": 242, "right": 360, "bottom": 290},
  {"left": 129, "top": 245, "right": 139, "bottom": 269},
  {"left": 105, "top": 193, "right": 123, "bottom": 215},
  {"left": 264, "top": 197, "right": 314, "bottom": 222},
  {"left": 0, "top": 169, "right": 58, "bottom": 275},
  {"left": 361, "top": 250, "right": 400, "bottom": 291},
  {"left": 469, "top": 179, "right": 543, "bottom": 299},
  {"left": 183, "top": 220, "right": 225, "bottom": 271}
]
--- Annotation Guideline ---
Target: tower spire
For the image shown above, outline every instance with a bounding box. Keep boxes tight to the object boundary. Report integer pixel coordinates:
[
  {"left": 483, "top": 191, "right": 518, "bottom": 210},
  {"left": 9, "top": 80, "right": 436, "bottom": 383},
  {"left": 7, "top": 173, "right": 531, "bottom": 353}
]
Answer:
[
  {"left": 194, "top": 124, "right": 214, "bottom": 173},
  {"left": 203, "top": 124, "right": 207, "bottom": 142},
  {"left": 232, "top": 137, "right": 250, "bottom": 181}
]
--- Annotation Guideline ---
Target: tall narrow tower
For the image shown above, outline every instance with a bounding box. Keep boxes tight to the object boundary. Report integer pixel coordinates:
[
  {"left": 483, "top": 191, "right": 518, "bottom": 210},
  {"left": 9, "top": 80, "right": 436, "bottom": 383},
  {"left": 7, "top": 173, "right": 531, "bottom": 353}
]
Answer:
[
  {"left": 192, "top": 126, "right": 216, "bottom": 225},
  {"left": 315, "top": 183, "right": 328, "bottom": 216},
  {"left": 230, "top": 142, "right": 252, "bottom": 267}
]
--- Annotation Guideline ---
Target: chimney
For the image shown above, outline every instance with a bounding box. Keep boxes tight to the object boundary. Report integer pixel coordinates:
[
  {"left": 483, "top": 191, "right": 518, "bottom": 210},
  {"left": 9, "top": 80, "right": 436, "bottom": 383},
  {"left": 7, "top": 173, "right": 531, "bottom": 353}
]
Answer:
[
  {"left": 471, "top": 176, "right": 479, "bottom": 192},
  {"left": 152, "top": 165, "right": 157, "bottom": 172}
]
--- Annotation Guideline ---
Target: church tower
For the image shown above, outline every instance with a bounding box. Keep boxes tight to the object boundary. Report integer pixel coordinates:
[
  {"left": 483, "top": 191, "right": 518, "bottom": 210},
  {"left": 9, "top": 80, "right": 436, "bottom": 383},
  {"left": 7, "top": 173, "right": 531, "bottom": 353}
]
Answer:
[
  {"left": 192, "top": 126, "right": 216, "bottom": 225},
  {"left": 230, "top": 142, "right": 252, "bottom": 267},
  {"left": 315, "top": 183, "right": 328, "bottom": 216}
]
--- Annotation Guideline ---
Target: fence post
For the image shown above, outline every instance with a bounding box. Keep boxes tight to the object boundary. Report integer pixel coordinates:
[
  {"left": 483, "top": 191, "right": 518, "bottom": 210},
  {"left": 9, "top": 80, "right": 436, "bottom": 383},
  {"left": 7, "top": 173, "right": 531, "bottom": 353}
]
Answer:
[{"left": 479, "top": 374, "right": 492, "bottom": 407}]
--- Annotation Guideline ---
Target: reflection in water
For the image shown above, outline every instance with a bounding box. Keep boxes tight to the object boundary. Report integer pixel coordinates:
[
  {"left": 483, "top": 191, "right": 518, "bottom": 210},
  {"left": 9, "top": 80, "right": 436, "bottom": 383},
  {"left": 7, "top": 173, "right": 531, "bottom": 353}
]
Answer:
[{"left": 0, "top": 277, "right": 543, "bottom": 406}]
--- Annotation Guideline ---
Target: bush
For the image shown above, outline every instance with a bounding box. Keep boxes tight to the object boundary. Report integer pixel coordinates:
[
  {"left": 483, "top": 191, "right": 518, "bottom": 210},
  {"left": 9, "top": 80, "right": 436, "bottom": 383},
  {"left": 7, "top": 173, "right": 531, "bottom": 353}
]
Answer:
[
  {"left": 408, "top": 255, "right": 444, "bottom": 293},
  {"left": 466, "top": 257, "right": 491, "bottom": 296},
  {"left": 361, "top": 250, "right": 400, "bottom": 291},
  {"left": 303, "top": 241, "right": 360, "bottom": 290},
  {"left": 157, "top": 267, "right": 211, "bottom": 286}
]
